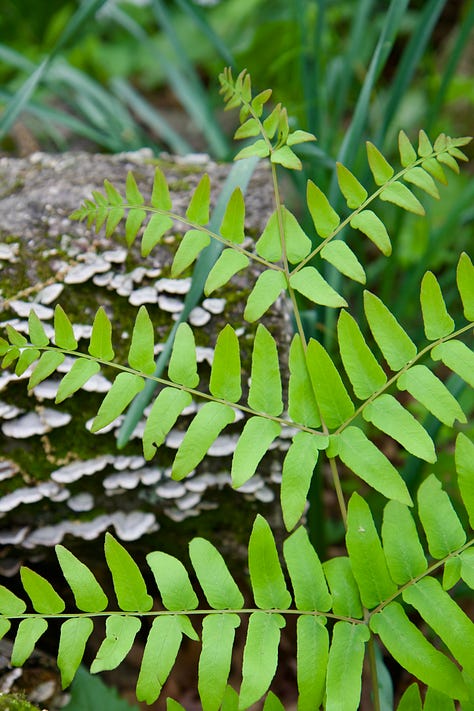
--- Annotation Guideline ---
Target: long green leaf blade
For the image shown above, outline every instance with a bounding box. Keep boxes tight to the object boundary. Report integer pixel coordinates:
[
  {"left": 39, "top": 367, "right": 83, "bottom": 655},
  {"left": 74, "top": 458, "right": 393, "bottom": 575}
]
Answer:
[
  {"left": 54, "top": 305, "right": 78, "bottom": 350},
  {"left": 11, "top": 618, "right": 48, "bottom": 667},
  {"left": 0, "top": 586, "right": 26, "bottom": 615},
  {"left": 325, "top": 621, "right": 370, "bottom": 711},
  {"left": 431, "top": 340, "right": 474, "bottom": 387},
  {"left": 136, "top": 616, "right": 182, "bottom": 704},
  {"left": 56, "top": 545, "right": 108, "bottom": 612},
  {"left": 283, "top": 526, "right": 331, "bottom": 611},
  {"left": 244, "top": 270, "right": 287, "bottom": 322},
  {"left": 290, "top": 267, "right": 347, "bottom": 308},
  {"left": 209, "top": 324, "right": 241, "bottom": 402},
  {"left": 171, "top": 229, "right": 211, "bottom": 277},
  {"left": 370, "top": 602, "right": 467, "bottom": 700},
  {"left": 396, "top": 684, "right": 422, "bottom": 711},
  {"left": 346, "top": 493, "right": 397, "bottom": 608},
  {"left": 402, "top": 576, "right": 474, "bottom": 676},
  {"left": 231, "top": 417, "right": 281, "bottom": 489},
  {"left": 397, "top": 364, "right": 466, "bottom": 426},
  {"left": 88, "top": 307, "right": 114, "bottom": 361},
  {"left": 381, "top": 501, "right": 427, "bottom": 585},
  {"left": 281, "top": 432, "right": 322, "bottom": 531},
  {"left": 364, "top": 291, "right": 416, "bottom": 369},
  {"left": 204, "top": 249, "right": 249, "bottom": 295},
  {"left": 141, "top": 213, "right": 174, "bottom": 257},
  {"left": 248, "top": 325, "right": 282, "bottom": 416},
  {"left": 143, "top": 387, "right": 192, "bottom": 460},
  {"left": 321, "top": 241, "right": 366, "bottom": 284},
  {"left": 168, "top": 322, "right": 199, "bottom": 388},
  {"left": 379, "top": 182, "right": 425, "bottom": 215},
  {"left": 186, "top": 174, "right": 211, "bottom": 225},
  {"left": 287, "top": 335, "right": 321, "bottom": 427},
  {"left": 363, "top": 394, "right": 436, "bottom": 462},
  {"left": 151, "top": 167, "right": 172, "bottom": 209},
  {"left": 128, "top": 305, "right": 156, "bottom": 374},
  {"left": 27, "top": 351, "right": 65, "bottom": 390},
  {"left": 296, "top": 616, "right": 328, "bottom": 711},
  {"left": 350, "top": 210, "right": 392, "bottom": 255},
  {"left": 219, "top": 187, "right": 245, "bottom": 244},
  {"left": 456, "top": 433, "right": 474, "bottom": 527},
  {"left": 198, "top": 614, "right": 240, "bottom": 711},
  {"left": 417, "top": 474, "right": 466, "bottom": 558},
  {"left": 172, "top": 402, "right": 235, "bottom": 480},
  {"left": 104, "top": 533, "right": 153, "bottom": 611},
  {"left": 336, "top": 162, "right": 368, "bottom": 208},
  {"left": 366, "top": 141, "right": 394, "bottom": 184},
  {"left": 147, "top": 551, "right": 198, "bottom": 611},
  {"left": 90, "top": 615, "right": 141, "bottom": 673},
  {"left": 322, "top": 557, "right": 363, "bottom": 619},
  {"left": 306, "top": 180, "right": 340, "bottom": 238},
  {"left": 91, "top": 373, "right": 145, "bottom": 433},
  {"left": 189, "top": 538, "right": 244, "bottom": 609},
  {"left": 20, "top": 567, "right": 65, "bottom": 614},
  {"left": 248, "top": 515, "right": 291, "bottom": 610},
  {"left": 456, "top": 251, "right": 474, "bottom": 320},
  {"left": 58, "top": 618, "right": 94, "bottom": 688},
  {"left": 420, "top": 272, "right": 454, "bottom": 340},
  {"left": 336, "top": 427, "right": 412, "bottom": 504},
  {"left": 337, "top": 310, "right": 387, "bottom": 399},
  {"left": 239, "top": 612, "right": 285, "bottom": 710},
  {"left": 306, "top": 339, "right": 354, "bottom": 428},
  {"left": 56, "top": 358, "right": 101, "bottom": 403}
]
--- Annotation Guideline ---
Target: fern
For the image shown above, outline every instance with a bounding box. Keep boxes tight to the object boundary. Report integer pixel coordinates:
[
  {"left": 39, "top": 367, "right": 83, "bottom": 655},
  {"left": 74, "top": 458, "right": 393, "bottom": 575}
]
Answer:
[{"left": 0, "top": 68, "right": 473, "bottom": 710}]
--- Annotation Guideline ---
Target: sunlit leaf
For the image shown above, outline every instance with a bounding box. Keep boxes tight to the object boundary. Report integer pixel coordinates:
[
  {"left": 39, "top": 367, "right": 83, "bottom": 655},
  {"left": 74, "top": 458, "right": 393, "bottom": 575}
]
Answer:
[
  {"left": 189, "top": 538, "right": 243, "bottom": 609},
  {"left": 198, "top": 614, "right": 240, "bottom": 711},
  {"left": 306, "top": 180, "right": 340, "bottom": 238},
  {"left": 326, "top": 621, "right": 369, "bottom": 711},
  {"left": 281, "top": 432, "right": 322, "bottom": 531},
  {"left": 381, "top": 501, "right": 427, "bottom": 585},
  {"left": 248, "top": 515, "right": 291, "bottom": 609},
  {"left": 283, "top": 526, "right": 331, "bottom": 611},
  {"left": 364, "top": 291, "right": 416, "bottom": 370},
  {"left": 209, "top": 324, "right": 241, "bottom": 402},
  {"left": 147, "top": 551, "right": 198, "bottom": 611},
  {"left": 128, "top": 305, "right": 156, "bottom": 374},
  {"left": 11, "top": 618, "right": 48, "bottom": 667},
  {"left": 90, "top": 615, "right": 141, "bottom": 673},
  {"left": 248, "top": 325, "right": 282, "bottom": 415},
  {"left": 366, "top": 141, "right": 394, "bottom": 185},
  {"left": 350, "top": 210, "right": 391, "bottom": 256},
  {"left": 88, "top": 307, "right": 114, "bottom": 361},
  {"left": 143, "top": 387, "right": 192, "bottom": 460},
  {"left": 240, "top": 612, "right": 285, "bottom": 709},
  {"left": 321, "top": 241, "right": 366, "bottom": 284},
  {"left": 56, "top": 545, "right": 108, "bottom": 612},
  {"left": 20, "top": 567, "right": 65, "bottom": 614},
  {"left": 306, "top": 338, "right": 354, "bottom": 428},
  {"left": 336, "top": 162, "right": 368, "bottom": 208},
  {"left": 290, "top": 267, "right": 347, "bottom": 308},
  {"left": 417, "top": 475, "right": 466, "bottom": 558},
  {"left": 104, "top": 533, "right": 153, "bottom": 611},
  {"left": 204, "top": 248, "right": 249, "bottom": 295},
  {"left": 91, "top": 373, "right": 144, "bottom": 433},
  {"left": 244, "top": 269, "right": 287, "bottom": 322},
  {"left": 420, "top": 271, "right": 454, "bottom": 340},
  {"left": 136, "top": 616, "right": 182, "bottom": 704},
  {"left": 58, "top": 618, "right": 94, "bottom": 689},
  {"left": 141, "top": 213, "right": 174, "bottom": 257},
  {"left": 172, "top": 229, "right": 210, "bottom": 277}
]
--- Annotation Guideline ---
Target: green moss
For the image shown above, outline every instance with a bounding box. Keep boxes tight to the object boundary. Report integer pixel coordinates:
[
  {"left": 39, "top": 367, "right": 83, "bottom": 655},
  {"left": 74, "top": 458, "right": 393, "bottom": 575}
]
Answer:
[{"left": 0, "top": 693, "right": 42, "bottom": 711}]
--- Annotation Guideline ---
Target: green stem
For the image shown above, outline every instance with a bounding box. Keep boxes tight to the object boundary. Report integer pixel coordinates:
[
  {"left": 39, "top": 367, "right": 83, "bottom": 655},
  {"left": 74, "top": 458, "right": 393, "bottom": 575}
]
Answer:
[
  {"left": 367, "top": 633, "right": 381, "bottom": 711},
  {"left": 329, "top": 456, "right": 347, "bottom": 527}
]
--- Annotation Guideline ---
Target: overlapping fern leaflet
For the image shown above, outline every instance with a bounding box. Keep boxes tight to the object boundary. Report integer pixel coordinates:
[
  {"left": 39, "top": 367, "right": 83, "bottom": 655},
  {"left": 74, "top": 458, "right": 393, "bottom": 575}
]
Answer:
[{"left": 0, "top": 68, "right": 473, "bottom": 709}]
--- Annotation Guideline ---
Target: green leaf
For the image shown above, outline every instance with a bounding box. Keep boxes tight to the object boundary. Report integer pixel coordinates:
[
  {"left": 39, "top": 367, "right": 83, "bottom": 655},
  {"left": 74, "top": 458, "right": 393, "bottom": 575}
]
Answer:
[
  {"left": 398, "top": 131, "right": 417, "bottom": 167},
  {"left": 125, "top": 208, "right": 147, "bottom": 246},
  {"left": 337, "top": 310, "right": 386, "bottom": 399},
  {"left": 396, "top": 683, "right": 422, "bottom": 711},
  {"left": 380, "top": 182, "right": 425, "bottom": 215},
  {"left": 232, "top": 417, "right": 281, "bottom": 489},
  {"left": 172, "top": 402, "right": 235, "bottom": 480},
  {"left": 370, "top": 602, "right": 467, "bottom": 700},
  {"left": 423, "top": 688, "right": 455, "bottom": 711},
  {"left": 11, "top": 618, "right": 48, "bottom": 666},
  {"left": 456, "top": 252, "right": 474, "bottom": 321},
  {"left": 364, "top": 291, "right": 417, "bottom": 369},
  {"left": 128, "top": 305, "right": 156, "bottom": 374},
  {"left": 167, "top": 699, "right": 187, "bottom": 711},
  {"left": 263, "top": 103, "right": 281, "bottom": 138},
  {"left": 105, "top": 206, "right": 125, "bottom": 238},
  {"left": 286, "top": 129, "right": 316, "bottom": 146},
  {"left": 20, "top": 567, "right": 65, "bottom": 614},
  {"left": 143, "top": 387, "right": 192, "bottom": 460},
  {"left": 104, "top": 533, "right": 153, "bottom": 611},
  {"left": 56, "top": 358, "right": 101, "bottom": 403},
  {"left": 0, "top": 586, "right": 26, "bottom": 615},
  {"left": 141, "top": 213, "right": 174, "bottom": 257},
  {"left": 418, "top": 130, "right": 433, "bottom": 157},
  {"left": 443, "top": 556, "right": 462, "bottom": 591},
  {"left": 290, "top": 267, "right": 347, "bottom": 308},
  {"left": 287, "top": 335, "right": 321, "bottom": 427},
  {"left": 322, "top": 557, "right": 363, "bottom": 619},
  {"left": 234, "top": 139, "right": 270, "bottom": 161},
  {"left": 244, "top": 270, "right": 287, "bottom": 322},
  {"left": 58, "top": 618, "right": 94, "bottom": 688},
  {"left": 171, "top": 229, "right": 211, "bottom": 277},
  {"left": 248, "top": 515, "right": 291, "bottom": 610},
  {"left": 0, "top": 618, "right": 11, "bottom": 642},
  {"left": 56, "top": 545, "right": 108, "bottom": 612},
  {"left": 336, "top": 427, "right": 412, "bottom": 505},
  {"left": 420, "top": 271, "right": 454, "bottom": 340},
  {"left": 125, "top": 171, "right": 144, "bottom": 205},
  {"left": 403, "top": 167, "right": 439, "bottom": 199},
  {"left": 431, "top": 340, "right": 474, "bottom": 387},
  {"left": 104, "top": 179, "right": 123, "bottom": 206},
  {"left": 91, "top": 373, "right": 144, "bottom": 433},
  {"left": 397, "top": 365, "right": 466, "bottom": 426},
  {"left": 346, "top": 493, "right": 397, "bottom": 608},
  {"left": 381, "top": 501, "right": 427, "bottom": 585},
  {"left": 220, "top": 188, "right": 245, "bottom": 244},
  {"left": 438, "top": 152, "right": 460, "bottom": 174},
  {"left": 363, "top": 394, "right": 436, "bottom": 463},
  {"left": 15, "top": 348, "right": 40, "bottom": 376},
  {"left": 209, "top": 324, "right": 241, "bottom": 402},
  {"left": 186, "top": 173, "right": 211, "bottom": 225},
  {"left": 136, "top": 616, "right": 182, "bottom": 704},
  {"left": 90, "top": 615, "right": 141, "bottom": 673},
  {"left": 255, "top": 211, "right": 282, "bottom": 262},
  {"left": 248, "top": 324, "right": 282, "bottom": 415},
  {"left": 296, "top": 616, "right": 328, "bottom": 711},
  {"left": 417, "top": 474, "right": 466, "bottom": 558},
  {"left": 281, "top": 207, "right": 312, "bottom": 263},
  {"left": 234, "top": 117, "right": 260, "bottom": 139},
  {"left": 321, "top": 241, "right": 366, "bottom": 284},
  {"left": 189, "top": 538, "right": 244, "bottom": 609},
  {"left": 168, "top": 322, "right": 199, "bottom": 388},
  {"left": 325, "top": 621, "right": 370, "bottom": 711},
  {"left": 27, "top": 350, "right": 65, "bottom": 389},
  {"left": 239, "top": 612, "right": 285, "bottom": 710},
  {"left": 204, "top": 249, "right": 249, "bottom": 295},
  {"left": 151, "top": 167, "right": 172, "bottom": 210},
  {"left": 251, "top": 88, "right": 272, "bottom": 116},
  {"left": 88, "top": 307, "right": 114, "bottom": 361},
  {"left": 456, "top": 433, "right": 474, "bottom": 527},
  {"left": 336, "top": 162, "right": 368, "bottom": 209},
  {"left": 422, "top": 157, "right": 447, "bottom": 184},
  {"left": 6, "top": 324, "right": 27, "bottom": 347},
  {"left": 306, "top": 180, "right": 340, "bottom": 238},
  {"left": 461, "top": 549, "right": 474, "bottom": 589},
  {"left": 281, "top": 432, "right": 322, "bottom": 531},
  {"left": 306, "top": 338, "right": 354, "bottom": 429},
  {"left": 350, "top": 210, "right": 392, "bottom": 256},
  {"left": 2, "top": 345, "right": 20, "bottom": 369},
  {"left": 262, "top": 692, "right": 285, "bottom": 711},
  {"left": 402, "top": 576, "right": 474, "bottom": 677},
  {"left": 28, "top": 309, "right": 49, "bottom": 347},
  {"left": 283, "top": 526, "right": 331, "bottom": 611},
  {"left": 198, "top": 614, "right": 240, "bottom": 711},
  {"left": 147, "top": 551, "right": 198, "bottom": 610},
  {"left": 271, "top": 145, "right": 302, "bottom": 170},
  {"left": 366, "top": 141, "right": 394, "bottom": 185}
]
